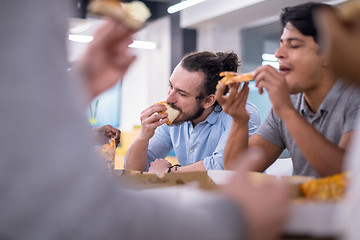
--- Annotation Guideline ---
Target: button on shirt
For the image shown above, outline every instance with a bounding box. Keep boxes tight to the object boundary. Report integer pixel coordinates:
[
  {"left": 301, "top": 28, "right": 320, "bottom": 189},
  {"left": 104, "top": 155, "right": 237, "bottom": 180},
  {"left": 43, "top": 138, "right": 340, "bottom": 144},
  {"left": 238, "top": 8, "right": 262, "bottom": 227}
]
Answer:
[
  {"left": 147, "top": 103, "right": 260, "bottom": 170},
  {"left": 255, "top": 80, "right": 360, "bottom": 177}
]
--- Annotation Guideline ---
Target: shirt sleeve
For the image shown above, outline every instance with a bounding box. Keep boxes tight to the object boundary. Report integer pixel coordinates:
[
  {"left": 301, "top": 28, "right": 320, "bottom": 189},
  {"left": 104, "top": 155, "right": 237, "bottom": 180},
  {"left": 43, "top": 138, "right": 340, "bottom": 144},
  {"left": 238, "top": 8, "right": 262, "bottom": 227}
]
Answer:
[
  {"left": 255, "top": 109, "right": 286, "bottom": 149},
  {"left": 202, "top": 113, "right": 232, "bottom": 170},
  {"left": 147, "top": 124, "right": 173, "bottom": 168},
  {"left": 246, "top": 102, "right": 261, "bottom": 137}
]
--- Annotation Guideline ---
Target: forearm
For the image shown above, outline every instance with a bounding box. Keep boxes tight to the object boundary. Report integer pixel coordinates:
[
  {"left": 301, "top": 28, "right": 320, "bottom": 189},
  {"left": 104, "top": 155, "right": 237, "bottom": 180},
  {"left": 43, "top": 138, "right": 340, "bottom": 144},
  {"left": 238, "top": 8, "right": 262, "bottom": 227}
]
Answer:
[
  {"left": 124, "top": 137, "right": 150, "bottom": 171},
  {"left": 224, "top": 121, "right": 249, "bottom": 170},
  {"left": 282, "top": 109, "right": 345, "bottom": 176}
]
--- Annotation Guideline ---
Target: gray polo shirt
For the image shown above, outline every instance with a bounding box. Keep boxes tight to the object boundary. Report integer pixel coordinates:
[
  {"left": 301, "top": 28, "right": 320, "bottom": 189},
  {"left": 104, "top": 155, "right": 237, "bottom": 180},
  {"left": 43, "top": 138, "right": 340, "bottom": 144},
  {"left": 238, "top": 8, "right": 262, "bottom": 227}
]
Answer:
[{"left": 255, "top": 80, "right": 360, "bottom": 178}]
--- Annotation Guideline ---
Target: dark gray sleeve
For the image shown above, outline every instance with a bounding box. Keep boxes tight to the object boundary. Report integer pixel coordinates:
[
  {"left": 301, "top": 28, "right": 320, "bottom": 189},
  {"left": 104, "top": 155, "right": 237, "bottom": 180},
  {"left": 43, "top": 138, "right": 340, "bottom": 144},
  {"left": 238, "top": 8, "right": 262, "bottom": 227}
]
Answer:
[
  {"left": 255, "top": 108, "right": 286, "bottom": 149},
  {"left": 0, "top": 1, "right": 246, "bottom": 239}
]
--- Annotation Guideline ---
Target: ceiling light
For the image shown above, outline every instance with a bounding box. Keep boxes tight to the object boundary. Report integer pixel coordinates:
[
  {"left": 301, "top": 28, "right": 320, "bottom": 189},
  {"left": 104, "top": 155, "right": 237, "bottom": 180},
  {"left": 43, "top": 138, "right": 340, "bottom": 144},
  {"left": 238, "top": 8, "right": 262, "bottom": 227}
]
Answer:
[
  {"left": 167, "top": 0, "right": 206, "bottom": 14},
  {"left": 128, "top": 40, "right": 156, "bottom": 50},
  {"left": 69, "top": 34, "right": 93, "bottom": 43}
]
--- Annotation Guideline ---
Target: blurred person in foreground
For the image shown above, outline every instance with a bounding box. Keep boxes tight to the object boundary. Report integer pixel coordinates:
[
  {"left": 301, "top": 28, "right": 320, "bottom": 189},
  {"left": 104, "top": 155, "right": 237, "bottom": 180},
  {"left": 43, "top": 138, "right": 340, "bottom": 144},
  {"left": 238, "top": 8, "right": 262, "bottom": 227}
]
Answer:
[
  {"left": 316, "top": 2, "right": 360, "bottom": 239},
  {"left": 124, "top": 51, "right": 260, "bottom": 176},
  {"left": 216, "top": 2, "right": 360, "bottom": 178},
  {"left": 0, "top": 1, "right": 288, "bottom": 240}
]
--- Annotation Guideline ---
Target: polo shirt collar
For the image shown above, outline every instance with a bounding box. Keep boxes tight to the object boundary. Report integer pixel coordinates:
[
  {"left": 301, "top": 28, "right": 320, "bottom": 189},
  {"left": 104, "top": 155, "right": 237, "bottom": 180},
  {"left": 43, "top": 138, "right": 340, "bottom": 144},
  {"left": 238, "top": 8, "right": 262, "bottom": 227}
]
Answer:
[{"left": 300, "top": 80, "right": 346, "bottom": 118}]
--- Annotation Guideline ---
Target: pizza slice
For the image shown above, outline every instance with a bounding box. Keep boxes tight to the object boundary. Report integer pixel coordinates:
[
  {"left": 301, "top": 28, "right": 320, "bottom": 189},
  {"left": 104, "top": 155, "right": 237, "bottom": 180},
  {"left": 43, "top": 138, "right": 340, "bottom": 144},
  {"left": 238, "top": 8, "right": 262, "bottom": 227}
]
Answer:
[
  {"left": 216, "top": 71, "right": 255, "bottom": 89},
  {"left": 88, "top": 0, "right": 151, "bottom": 30},
  {"left": 300, "top": 172, "right": 348, "bottom": 201},
  {"left": 156, "top": 101, "right": 180, "bottom": 126},
  {"left": 97, "top": 138, "right": 116, "bottom": 173}
]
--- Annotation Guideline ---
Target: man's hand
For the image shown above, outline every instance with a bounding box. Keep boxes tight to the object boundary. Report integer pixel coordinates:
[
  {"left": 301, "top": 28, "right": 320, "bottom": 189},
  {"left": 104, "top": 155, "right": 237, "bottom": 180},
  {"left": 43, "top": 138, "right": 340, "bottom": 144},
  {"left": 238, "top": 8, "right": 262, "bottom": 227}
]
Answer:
[
  {"left": 254, "top": 65, "right": 294, "bottom": 118},
  {"left": 92, "top": 125, "right": 121, "bottom": 147},
  {"left": 138, "top": 104, "right": 169, "bottom": 141},
  {"left": 215, "top": 82, "right": 250, "bottom": 125},
  {"left": 77, "top": 19, "right": 136, "bottom": 101},
  {"left": 148, "top": 158, "right": 172, "bottom": 177},
  {"left": 223, "top": 148, "right": 289, "bottom": 240}
]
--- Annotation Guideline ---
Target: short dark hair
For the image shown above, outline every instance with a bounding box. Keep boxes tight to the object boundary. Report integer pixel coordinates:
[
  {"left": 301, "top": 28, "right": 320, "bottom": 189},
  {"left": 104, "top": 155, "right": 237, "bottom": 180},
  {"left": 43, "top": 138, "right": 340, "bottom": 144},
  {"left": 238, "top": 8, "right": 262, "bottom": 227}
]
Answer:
[
  {"left": 180, "top": 51, "right": 240, "bottom": 104},
  {"left": 280, "top": 2, "right": 333, "bottom": 43}
]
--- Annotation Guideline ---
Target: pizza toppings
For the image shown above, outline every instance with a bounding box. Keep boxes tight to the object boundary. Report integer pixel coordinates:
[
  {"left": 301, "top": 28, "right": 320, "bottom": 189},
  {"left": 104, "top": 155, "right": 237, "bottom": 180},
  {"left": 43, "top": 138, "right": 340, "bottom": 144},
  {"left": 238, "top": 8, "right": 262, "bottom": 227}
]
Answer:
[
  {"left": 156, "top": 101, "right": 180, "bottom": 126},
  {"left": 300, "top": 173, "right": 348, "bottom": 201},
  {"left": 216, "top": 71, "right": 255, "bottom": 88}
]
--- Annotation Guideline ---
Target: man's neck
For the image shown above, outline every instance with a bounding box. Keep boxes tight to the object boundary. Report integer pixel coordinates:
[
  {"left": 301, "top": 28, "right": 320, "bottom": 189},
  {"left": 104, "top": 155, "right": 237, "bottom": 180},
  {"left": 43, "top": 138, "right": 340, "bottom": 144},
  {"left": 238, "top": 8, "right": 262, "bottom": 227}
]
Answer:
[
  {"left": 192, "top": 105, "right": 215, "bottom": 127},
  {"left": 303, "top": 73, "right": 337, "bottom": 113}
]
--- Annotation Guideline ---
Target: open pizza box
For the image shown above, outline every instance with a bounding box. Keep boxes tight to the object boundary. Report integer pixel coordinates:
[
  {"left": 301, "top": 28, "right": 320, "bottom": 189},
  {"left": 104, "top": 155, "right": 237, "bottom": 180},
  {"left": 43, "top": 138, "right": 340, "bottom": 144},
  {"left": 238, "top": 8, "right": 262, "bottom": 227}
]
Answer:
[
  {"left": 113, "top": 170, "right": 341, "bottom": 239},
  {"left": 113, "top": 169, "right": 310, "bottom": 198}
]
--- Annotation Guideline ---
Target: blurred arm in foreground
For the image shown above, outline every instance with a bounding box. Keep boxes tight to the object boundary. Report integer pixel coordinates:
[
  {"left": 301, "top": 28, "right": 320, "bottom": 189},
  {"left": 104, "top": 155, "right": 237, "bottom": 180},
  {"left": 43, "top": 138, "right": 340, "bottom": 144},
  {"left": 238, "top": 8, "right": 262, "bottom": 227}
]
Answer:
[
  {"left": 0, "top": 1, "right": 287, "bottom": 240},
  {"left": 317, "top": 2, "right": 360, "bottom": 240}
]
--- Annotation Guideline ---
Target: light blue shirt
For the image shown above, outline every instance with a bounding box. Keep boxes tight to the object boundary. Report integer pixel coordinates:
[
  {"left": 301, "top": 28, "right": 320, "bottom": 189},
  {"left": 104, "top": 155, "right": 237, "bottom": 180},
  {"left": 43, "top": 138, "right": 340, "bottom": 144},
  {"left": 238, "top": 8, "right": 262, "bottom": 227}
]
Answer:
[{"left": 147, "top": 102, "right": 260, "bottom": 170}]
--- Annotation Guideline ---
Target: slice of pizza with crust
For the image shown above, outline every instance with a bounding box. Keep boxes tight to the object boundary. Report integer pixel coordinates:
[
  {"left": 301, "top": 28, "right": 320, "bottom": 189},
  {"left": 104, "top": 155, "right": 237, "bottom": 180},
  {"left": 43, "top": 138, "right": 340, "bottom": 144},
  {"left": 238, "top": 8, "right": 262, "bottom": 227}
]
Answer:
[
  {"left": 216, "top": 71, "right": 255, "bottom": 89},
  {"left": 97, "top": 138, "right": 116, "bottom": 173},
  {"left": 156, "top": 101, "right": 180, "bottom": 126},
  {"left": 88, "top": 0, "right": 151, "bottom": 30}
]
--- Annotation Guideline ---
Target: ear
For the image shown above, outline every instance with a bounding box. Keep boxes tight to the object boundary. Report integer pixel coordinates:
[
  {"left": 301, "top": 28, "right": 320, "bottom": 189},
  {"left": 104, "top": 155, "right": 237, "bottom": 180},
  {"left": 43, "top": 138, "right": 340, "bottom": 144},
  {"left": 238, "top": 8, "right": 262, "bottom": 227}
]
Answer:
[{"left": 203, "top": 94, "right": 216, "bottom": 109}]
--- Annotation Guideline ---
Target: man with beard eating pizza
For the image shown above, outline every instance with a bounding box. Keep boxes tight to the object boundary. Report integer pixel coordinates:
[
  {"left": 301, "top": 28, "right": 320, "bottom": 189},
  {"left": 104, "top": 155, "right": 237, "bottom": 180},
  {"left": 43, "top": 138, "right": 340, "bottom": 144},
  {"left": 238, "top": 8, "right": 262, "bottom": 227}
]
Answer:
[{"left": 124, "top": 51, "right": 260, "bottom": 176}]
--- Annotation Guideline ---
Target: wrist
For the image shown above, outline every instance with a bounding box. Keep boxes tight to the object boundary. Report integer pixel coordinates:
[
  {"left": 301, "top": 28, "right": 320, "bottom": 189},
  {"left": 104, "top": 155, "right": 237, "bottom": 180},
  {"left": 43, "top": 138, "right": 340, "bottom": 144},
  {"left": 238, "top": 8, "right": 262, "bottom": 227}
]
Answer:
[{"left": 278, "top": 107, "right": 297, "bottom": 121}]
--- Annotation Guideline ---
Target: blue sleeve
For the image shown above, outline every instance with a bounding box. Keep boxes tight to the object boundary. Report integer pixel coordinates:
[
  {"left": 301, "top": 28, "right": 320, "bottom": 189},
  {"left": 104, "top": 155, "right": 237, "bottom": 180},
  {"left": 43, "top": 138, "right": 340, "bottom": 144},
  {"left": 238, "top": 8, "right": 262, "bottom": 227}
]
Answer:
[
  {"left": 147, "top": 124, "right": 173, "bottom": 169},
  {"left": 246, "top": 101, "right": 260, "bottom": 137},
  {"left": 202, "top": 114, "right": 232, "bottom": 170}
]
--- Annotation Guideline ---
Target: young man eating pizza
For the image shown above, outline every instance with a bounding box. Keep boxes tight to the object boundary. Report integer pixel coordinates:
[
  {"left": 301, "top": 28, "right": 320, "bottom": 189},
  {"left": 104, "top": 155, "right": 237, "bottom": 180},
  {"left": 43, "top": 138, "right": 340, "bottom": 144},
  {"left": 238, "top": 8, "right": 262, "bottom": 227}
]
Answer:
[
  {"left": 216, "top": 2, "right": 360, "bottom": 178},
  {"left": 124, "top": 51, "right": 260, "bottom": 176}
]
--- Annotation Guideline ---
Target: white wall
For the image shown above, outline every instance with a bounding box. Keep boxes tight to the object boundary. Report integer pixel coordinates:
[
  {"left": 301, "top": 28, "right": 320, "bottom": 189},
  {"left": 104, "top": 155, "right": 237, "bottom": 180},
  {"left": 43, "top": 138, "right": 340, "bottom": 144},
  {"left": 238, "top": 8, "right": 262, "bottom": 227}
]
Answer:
[{"left": 120, "top": 17, "right": 171, "bottom": 131}]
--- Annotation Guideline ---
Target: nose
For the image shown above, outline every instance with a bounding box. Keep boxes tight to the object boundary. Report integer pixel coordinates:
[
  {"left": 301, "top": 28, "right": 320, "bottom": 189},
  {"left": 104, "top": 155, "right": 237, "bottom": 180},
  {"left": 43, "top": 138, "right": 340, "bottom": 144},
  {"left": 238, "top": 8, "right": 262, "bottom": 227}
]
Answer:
[
  {"left": 166, "top": 88, "right": 176, "bottom": 103},
  {"left": 275, "top": 45, "right": 286, "bottom": 60}
]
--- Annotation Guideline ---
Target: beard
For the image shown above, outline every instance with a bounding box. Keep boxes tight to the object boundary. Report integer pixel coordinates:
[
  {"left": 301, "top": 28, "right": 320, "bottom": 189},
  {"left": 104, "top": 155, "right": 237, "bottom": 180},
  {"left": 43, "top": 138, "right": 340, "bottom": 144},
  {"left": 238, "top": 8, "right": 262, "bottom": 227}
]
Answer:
[{"left": 169, "top": 102, "right": 205, "bottom": 124}]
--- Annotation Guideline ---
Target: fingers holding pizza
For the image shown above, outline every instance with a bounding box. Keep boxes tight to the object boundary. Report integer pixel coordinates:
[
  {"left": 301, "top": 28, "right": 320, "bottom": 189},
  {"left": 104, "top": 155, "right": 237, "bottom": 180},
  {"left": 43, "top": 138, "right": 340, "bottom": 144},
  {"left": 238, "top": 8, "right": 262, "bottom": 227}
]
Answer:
[
  {"left": 253, "top": 65, "right": 293, "bottom": 118},
  {"left": 138, "top": 101, "right": 180, "bottom": 140}
]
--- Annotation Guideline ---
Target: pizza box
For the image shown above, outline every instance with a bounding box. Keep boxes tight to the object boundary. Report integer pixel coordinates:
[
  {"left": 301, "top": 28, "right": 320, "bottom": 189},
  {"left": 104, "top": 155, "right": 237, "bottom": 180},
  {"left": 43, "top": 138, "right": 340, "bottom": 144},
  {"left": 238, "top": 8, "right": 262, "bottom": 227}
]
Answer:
[
  {"left": 113, "top": 170, "right": 311, "bottom": 197},
  {"left": 112, "top": 169, "right": 218, "bottom": 190},
  {"left": 113, "top": 170, "right": 340, "bottom": 238}
]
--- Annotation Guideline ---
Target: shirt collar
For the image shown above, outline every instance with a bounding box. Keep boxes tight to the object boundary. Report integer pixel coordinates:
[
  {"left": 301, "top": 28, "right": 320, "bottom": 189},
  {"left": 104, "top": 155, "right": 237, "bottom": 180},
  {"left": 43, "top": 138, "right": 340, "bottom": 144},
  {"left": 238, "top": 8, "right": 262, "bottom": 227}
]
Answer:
[
  {"left": 188, "top": 104, "right": 222, "bottom": 126},
  {"left": 300, "top": 80, "right": 347, "bottom": 117}
]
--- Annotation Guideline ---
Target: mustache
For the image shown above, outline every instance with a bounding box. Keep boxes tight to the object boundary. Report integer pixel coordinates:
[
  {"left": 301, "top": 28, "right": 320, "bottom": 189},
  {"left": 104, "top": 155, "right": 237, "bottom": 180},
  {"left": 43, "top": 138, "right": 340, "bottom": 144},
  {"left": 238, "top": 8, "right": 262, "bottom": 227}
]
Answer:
[{"left": 168, "top": 102, "right": 182, "bottom": 113}]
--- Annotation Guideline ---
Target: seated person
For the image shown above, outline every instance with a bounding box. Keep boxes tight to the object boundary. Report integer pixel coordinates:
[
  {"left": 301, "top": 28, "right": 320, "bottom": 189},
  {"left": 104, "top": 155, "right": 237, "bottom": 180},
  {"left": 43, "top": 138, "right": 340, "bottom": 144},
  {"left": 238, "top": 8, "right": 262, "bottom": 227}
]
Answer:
[
  {"left": 216, "top": 2, "right": 360, "bottom": 178},
  {"left": 124, "top": 51, "right": 260, "bottom": 176}
]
